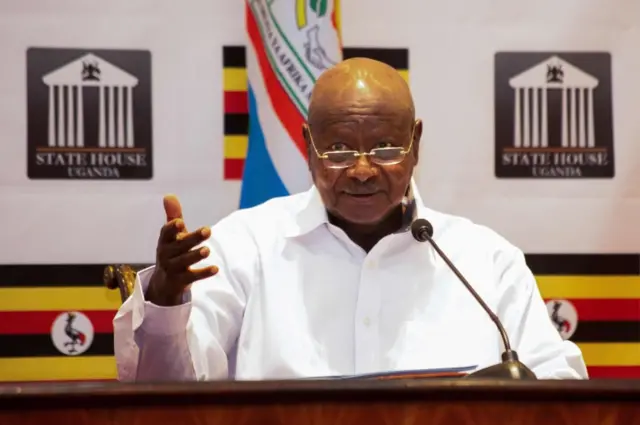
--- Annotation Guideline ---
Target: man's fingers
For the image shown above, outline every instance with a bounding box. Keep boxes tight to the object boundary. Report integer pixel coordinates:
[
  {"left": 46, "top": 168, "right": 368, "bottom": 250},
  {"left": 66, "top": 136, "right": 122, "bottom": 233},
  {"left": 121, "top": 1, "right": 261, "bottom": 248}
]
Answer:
[
  {"left": 163, "top": 194, "right": 183, "bottom": 222},
  {"left": 166, "top": 246, "right": 210, "bottom": 272},
  {"left": 163, "top": 226, "right": 210, "bottom": 257},
  {"left": 176, "top": 226, "right": 210, "bottom": 244},
  {"left": 158, "top": 218, "right": 186, "bottom": 244},
  {"left": 178, "top": 265, "right": 219, "bottom": 287},
  {"left": 189, "top": 265, "right": 219, "bottom": 282}
]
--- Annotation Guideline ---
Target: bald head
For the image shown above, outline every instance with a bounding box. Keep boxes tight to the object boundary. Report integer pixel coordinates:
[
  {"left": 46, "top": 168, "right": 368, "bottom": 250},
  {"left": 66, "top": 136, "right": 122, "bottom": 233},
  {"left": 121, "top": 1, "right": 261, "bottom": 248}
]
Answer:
[{"left": 308, "top": 57, "right": 415, "bottom": 126}]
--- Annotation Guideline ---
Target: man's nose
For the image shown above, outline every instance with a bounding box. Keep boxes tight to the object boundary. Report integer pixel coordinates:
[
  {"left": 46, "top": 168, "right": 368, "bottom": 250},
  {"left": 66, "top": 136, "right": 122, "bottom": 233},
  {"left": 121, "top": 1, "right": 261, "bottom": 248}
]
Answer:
[{"left": 346, "top": 154, "right": 379, "bottom": 182}]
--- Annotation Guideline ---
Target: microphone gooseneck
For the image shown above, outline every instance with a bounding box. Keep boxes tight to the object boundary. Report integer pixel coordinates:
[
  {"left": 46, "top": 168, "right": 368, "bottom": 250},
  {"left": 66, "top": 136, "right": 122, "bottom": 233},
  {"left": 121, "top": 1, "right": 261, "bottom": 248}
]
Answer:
[
  {"left": 410, "top": 218, "right": 536, "bottom": 380},
  {"left": 410, "top": 218, "right": 511, "bottom": 352}
]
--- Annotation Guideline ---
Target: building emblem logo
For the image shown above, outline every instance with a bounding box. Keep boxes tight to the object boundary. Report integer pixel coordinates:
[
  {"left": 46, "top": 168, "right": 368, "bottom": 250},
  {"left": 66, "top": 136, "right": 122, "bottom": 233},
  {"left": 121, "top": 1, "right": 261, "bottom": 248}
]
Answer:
[
  {"left": 495, "top": 52, "right": 614, "bottom": 178},
  {"left": 27, "top": 48, "right": 153, "bottom": 179}
]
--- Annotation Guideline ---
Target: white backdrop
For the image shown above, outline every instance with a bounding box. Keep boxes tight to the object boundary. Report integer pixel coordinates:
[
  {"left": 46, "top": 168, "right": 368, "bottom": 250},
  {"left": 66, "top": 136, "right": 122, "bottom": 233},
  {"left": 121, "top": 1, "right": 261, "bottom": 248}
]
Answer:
[{"left": 0, "top": 0, "right": 639, "bottom": 266}]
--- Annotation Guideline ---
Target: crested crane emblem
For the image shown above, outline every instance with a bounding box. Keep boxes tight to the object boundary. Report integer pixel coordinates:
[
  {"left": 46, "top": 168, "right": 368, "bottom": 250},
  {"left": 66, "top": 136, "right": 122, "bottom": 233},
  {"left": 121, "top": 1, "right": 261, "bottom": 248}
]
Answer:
[
  {"left": 546, "top": 299, "right": 578, "bottom": 340},
  {"left": 51, "top": 311, "right": 95, "bottom": 355}
]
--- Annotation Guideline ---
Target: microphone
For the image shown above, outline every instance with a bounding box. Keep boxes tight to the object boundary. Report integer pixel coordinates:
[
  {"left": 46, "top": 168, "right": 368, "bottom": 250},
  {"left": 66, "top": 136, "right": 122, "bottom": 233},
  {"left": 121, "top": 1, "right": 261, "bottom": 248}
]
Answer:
[{"left": 410, "top": 218, "right": 537, "bottom": 380}]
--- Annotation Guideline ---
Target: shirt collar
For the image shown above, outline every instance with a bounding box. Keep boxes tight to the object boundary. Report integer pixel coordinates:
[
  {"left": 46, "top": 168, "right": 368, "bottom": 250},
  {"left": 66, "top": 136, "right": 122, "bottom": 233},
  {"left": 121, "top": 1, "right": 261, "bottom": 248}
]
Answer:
[{"left": 285, "top": 178, "right": 424, "bottom": 238}]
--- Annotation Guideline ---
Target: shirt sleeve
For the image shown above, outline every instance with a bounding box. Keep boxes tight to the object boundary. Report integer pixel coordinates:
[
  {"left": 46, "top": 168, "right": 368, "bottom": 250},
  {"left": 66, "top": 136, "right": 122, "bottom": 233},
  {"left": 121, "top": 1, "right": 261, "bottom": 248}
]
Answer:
[
  {"left": 113, "top": 216, "right": 258, "bottom": 382},
  {"left": 494, "top": 245, "right": 589, "bottom": 379}
]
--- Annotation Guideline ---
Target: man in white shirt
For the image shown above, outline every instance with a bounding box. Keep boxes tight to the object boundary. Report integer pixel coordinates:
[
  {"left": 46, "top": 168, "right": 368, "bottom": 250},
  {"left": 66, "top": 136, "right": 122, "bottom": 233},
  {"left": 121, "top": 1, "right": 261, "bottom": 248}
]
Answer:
[{"left": 113, "top": 58, "right": 588, "bottom": 381}]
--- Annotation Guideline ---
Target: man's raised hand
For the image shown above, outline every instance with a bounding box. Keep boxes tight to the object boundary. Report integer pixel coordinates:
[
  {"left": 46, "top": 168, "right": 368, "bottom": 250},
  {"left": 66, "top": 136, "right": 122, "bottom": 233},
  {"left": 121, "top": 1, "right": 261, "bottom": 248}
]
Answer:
[{"left": 145, "top": 195, "right": 218, "bottom": 306}]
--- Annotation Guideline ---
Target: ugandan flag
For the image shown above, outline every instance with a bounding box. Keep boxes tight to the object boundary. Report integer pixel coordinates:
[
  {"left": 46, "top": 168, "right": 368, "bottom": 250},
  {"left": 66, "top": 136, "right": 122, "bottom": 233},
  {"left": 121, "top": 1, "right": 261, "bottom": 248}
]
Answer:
[
  {"left": 223, "top": 45, "right": 409, "bottom": 180},
  {"left": 0, "top": 265, "right": 120, "bottom": 382},
  {"left": 0, "top": 255, "right": 638, "bottom": 381},
  {"left": 527, "top": 254, "right": 640, "bottom": 378}
]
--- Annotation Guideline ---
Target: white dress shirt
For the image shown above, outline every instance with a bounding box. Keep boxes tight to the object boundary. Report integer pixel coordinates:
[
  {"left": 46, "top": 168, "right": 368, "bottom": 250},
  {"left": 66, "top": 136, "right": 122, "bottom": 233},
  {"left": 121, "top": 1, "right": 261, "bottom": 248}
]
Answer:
[{"left": 113, "top": 182, "right": 588, "bottom": 381}]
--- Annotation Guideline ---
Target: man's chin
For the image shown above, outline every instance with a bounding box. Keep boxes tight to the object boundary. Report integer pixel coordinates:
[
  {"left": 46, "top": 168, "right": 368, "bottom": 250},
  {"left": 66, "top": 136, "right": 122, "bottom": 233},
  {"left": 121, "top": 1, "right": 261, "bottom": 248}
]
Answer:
[
  {"left": 329, "top": 194, "right": 398, "bottom": 226},
  {"left": 342, "top": 215, "right": 388, "bottom": 226},
  {"left": 335, "top": 207, "right": 393, "bottom": 226}
]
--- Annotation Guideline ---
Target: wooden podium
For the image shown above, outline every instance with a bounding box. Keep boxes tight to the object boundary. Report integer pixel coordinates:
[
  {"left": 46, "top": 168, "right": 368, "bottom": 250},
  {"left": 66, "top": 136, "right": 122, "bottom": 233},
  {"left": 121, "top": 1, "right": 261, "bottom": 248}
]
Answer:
[{"left": 0, "top": 379, "right": 639, "bottom": 425}]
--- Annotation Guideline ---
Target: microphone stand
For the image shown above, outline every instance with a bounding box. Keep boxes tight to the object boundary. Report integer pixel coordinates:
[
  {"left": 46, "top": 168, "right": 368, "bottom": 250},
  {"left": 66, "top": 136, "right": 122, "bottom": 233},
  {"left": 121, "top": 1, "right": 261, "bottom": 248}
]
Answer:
[{"left": 411, "top": 219, "right": 537, "bottom": 380}]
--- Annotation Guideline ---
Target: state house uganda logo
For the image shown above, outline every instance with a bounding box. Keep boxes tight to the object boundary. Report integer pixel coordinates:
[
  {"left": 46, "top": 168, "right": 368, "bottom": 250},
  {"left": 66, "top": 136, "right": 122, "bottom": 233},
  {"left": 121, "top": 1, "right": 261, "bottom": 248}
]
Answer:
[
  {"left": 494, "top": 52, "right": 614, "bottom": 178},
  {"left": 26, "top": 48, "right": 153, "bottom": 179},
  {"left": 545, "top": 299, "right": 578, "bottom": 340},
  {"left": 50, "top": 311, "right": 95, "bottom": 355}
]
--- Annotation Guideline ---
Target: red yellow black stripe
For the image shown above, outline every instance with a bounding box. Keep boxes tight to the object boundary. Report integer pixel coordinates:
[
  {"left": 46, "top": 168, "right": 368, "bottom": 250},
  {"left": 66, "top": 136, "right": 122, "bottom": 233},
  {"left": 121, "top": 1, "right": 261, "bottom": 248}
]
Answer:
[
  {"left": 1, "top": 256, "right": 639, "bottom": 381},
  {"left": 0, "top": 264, "right": 119, "bottom": 380},
  {"left": 222, "top": 45, "right": 248, "bottom": 180},
  {"left": 525, "top": 253, "right": 640, "bottom": 275},
  {"left": 541, "top": 299, "right": 640, "bottom": 321},
  {"left": 525, "top": 254, "right": 640, "bottom": 378},
  {"left": 0, "top": 311, "right": 115, "bottom": 334},
  {"left": 588, "top": 366, "right": 640, "bottom": 378},
  {"left": 0, "top": 334, "right": 114, "bottom": 357}
]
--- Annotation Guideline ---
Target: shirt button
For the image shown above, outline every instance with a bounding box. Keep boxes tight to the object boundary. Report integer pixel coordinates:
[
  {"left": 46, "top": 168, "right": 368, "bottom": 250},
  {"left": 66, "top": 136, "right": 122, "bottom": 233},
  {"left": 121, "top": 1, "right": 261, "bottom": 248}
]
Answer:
[
  {"left": 363, "top": 317, "right": 371, "bottom": 326},
  {"left": 367, "top": 260, "right": 377, "bottom": 269}
]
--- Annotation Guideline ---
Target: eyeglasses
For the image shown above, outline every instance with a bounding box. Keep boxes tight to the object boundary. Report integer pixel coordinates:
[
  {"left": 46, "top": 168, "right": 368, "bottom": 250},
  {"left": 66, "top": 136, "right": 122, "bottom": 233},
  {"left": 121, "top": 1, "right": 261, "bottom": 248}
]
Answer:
[{"left": 308, "top": 127, "right": 416, "bottom": 169}]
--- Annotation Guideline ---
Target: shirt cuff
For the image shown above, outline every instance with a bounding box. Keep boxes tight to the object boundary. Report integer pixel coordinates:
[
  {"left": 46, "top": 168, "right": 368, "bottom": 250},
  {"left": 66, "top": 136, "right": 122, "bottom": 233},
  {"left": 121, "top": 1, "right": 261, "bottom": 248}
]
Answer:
[{"left": 131, "top": 266, "right": 193, "bottom": 336}]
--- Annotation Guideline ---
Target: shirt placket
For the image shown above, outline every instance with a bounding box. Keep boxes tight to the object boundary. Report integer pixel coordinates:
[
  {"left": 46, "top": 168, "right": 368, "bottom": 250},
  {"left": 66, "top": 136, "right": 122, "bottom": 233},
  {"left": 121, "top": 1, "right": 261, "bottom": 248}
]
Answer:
[{"left": 353, "top": 248, "right": 385, "bottom": 375}]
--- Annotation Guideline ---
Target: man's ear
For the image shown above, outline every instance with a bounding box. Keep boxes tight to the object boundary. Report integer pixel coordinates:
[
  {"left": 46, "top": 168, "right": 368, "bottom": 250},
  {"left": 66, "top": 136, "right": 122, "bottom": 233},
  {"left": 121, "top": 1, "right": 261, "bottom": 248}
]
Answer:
[
  {"left": 412, "top": 119, "right": 423, "bottom": 165},
  {"left": 302, "top": 123, "right": 312, "bottom": 171}
]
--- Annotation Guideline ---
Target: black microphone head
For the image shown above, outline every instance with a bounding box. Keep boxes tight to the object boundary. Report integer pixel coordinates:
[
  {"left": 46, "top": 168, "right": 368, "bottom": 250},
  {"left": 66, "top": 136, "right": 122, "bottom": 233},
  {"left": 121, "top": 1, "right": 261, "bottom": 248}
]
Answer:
[{"left": 410, "top": 218, "right": 434, "bottom": 242}]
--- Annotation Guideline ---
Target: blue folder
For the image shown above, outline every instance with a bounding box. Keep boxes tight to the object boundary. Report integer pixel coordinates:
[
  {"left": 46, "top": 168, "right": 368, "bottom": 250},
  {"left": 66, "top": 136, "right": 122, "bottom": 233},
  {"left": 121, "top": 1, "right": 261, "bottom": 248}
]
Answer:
[{"left": 300, "top": 365, "right": 477, "bottom": 380}]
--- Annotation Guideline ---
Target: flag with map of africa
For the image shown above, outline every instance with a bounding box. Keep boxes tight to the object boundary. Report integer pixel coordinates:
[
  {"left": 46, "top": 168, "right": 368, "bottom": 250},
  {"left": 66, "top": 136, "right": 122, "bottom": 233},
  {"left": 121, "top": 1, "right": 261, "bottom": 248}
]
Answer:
[{"left": 238, "top": 0, "right": 342, "bottom": 208}]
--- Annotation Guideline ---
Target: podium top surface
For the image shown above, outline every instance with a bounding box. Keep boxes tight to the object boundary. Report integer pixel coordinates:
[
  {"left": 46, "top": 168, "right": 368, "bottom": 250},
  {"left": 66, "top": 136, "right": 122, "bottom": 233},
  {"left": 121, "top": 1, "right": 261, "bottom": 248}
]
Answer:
[{"left": 0, "top": 379, "right": 639, "bottom": 408}]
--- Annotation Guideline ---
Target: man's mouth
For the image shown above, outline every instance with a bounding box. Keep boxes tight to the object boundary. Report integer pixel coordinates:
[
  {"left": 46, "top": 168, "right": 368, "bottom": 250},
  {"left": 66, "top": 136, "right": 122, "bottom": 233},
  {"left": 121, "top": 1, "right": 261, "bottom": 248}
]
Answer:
[
  {"left": 344, "top": 191, "right": 379, "bottom": 199},
  {"left": 345, "top": 190, "right": 377, "bottom": 195}
]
